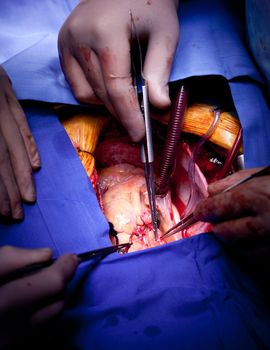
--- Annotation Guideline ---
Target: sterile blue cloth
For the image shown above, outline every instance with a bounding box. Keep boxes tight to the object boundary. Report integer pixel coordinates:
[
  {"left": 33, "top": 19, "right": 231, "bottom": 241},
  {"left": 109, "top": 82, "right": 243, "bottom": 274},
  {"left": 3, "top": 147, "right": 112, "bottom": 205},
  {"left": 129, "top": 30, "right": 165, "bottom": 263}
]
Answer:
[
  {"left": 61, "top": 235, "right": 270, "bottom": 350},
  {"left": 246, "top": 0, "right": 270, "bottom": 92},
  {"left": 0, "top": 0, "right": 79, "bottom": 104},
  {"left": 0, "top": 0, "right": 270, "bottom": 349},
  {"left": 2, "top": 106, "right": 270, "bottom": 350},
  {"left": 0, "top": 106, "right": 110, "bottom": 254},
  {"left": 1, "top": 0, "right": 269, "bottom": 167}
]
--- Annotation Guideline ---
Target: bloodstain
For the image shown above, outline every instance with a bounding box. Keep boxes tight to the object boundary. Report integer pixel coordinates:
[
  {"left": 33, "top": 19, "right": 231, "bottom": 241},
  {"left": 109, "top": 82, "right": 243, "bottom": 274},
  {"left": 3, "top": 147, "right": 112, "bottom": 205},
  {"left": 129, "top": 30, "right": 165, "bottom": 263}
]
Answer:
[
  {"left": 170, "top": 207, "right": 174, "bottom": 221},
  {"left": 128, "top": 88, "right": 140, "bottom": 109},
  {"left": 99, "top": 46, "right": 115, "bottom": 68},
  {"left": 166, "top": 55, "right": 173, "bottom": 70},
  {"left": 27, "top": 282, "right": 32, "bottom": 287},
  {"left": 143, "top": 326, "right": 161, "bottom": 337},
  {"left": 79, "top": 46, "right": 91, "bottom": 63},
  {"left": 146, "top": 0, "right": 151, "bottom": 5},
  {"left": 182, "top": 229, "right": 188, "bottom": 238}
]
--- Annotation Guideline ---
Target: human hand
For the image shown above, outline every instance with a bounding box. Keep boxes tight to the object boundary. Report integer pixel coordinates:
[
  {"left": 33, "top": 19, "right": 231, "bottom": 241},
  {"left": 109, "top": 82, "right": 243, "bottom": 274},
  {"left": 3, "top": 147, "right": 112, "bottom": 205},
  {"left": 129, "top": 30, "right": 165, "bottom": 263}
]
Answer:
[
  {"left": 0, "top": 67, "right": 40, "bottom": 220},
  {"left": 0, "top": 246, "right": 78, "bottom": 349},
  {"left": 194, "top": 168, "right": 270, "bottom": 244},
  {"left": 58, "top": 0, "right": 179, "bottom": 142}
]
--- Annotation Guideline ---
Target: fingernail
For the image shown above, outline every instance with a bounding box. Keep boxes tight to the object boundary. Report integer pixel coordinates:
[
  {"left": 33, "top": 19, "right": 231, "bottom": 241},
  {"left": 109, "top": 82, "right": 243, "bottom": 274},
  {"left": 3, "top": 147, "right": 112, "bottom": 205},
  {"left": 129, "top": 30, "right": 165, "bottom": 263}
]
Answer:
[
  {"left": 31, "top": 151, "right": 41, "bottom": 170},
  {"left": 37, "top": 248, "right": 53, "bottom": 258},
  {"left": 71, "top": 254, "right": 79, "bottom": 265},
  {"left": 12, "top": 204, "right": 24, "bottom": 220},
  {"left": 129, "top": 119, "right": 145, "bottom": 142},
  {"left": 160, "top": 89, "right": 171, "bottom": 106},
  {"left": 37, "top": 248, "right": 52, "bottom": 254},
  {"left": 129, "top": 130, "right": 144, "bottom": 143},
  {"left": 154, "top": 87, "right": 171, "bottom": 109},
  {"left": 28, "top": 136, "right": 40, "bottom": 165},
  {"left": 24, "top": 182, "right": 36, "bottom": 202}
]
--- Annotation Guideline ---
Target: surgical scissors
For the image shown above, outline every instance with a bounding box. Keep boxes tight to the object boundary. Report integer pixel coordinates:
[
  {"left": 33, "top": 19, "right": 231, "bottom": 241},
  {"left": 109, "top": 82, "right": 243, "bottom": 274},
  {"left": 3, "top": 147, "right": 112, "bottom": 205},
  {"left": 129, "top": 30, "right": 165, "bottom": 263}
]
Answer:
[
  {"left": 161, "top": 165, "right": 270, "bottom": 240},
  {"left": 130, "top": 11, "right": 158, "bottom": 240}
]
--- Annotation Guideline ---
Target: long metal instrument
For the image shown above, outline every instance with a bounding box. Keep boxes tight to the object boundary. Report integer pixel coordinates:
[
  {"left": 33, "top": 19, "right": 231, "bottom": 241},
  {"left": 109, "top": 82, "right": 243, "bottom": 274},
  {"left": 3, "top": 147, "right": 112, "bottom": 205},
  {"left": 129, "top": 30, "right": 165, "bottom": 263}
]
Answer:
[
  {"left": 130, "top": 11, "right": 158, "bottom": 240},
  {"left": 0, "top": 242, "right": 132, "bottom": 286},
  {"left": 161, "top": 165, "right": 270, "bottom": 240}
]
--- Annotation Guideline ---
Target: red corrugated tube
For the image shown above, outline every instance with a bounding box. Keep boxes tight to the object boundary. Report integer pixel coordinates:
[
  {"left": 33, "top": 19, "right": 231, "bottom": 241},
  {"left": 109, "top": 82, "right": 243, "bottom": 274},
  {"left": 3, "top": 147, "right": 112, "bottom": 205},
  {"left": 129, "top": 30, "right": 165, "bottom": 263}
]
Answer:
[{"left": 156, "top": 85, "right": 189, "bottom": 195}]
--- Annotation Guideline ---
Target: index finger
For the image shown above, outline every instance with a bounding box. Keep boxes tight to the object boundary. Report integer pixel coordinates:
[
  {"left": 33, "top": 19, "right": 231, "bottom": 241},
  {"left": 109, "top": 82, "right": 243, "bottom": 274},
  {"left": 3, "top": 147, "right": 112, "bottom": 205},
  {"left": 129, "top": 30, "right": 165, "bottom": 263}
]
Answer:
[
  {"left": 96, "top": 37, "right": 145, "bottom": 142},
  {"left": 0, "top": 101, "right": 35, "bottom": 203},
  {"left": 7, "top": 92, "right": 41, "bottom": 170}
]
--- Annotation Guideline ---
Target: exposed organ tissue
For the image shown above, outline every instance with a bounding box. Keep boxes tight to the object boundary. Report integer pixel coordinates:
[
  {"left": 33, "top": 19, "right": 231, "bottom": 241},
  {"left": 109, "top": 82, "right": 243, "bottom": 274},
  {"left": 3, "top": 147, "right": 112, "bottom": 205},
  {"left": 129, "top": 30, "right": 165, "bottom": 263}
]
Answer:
[{"left": 60, "top": 103, "right": 241, "bottom": 252}]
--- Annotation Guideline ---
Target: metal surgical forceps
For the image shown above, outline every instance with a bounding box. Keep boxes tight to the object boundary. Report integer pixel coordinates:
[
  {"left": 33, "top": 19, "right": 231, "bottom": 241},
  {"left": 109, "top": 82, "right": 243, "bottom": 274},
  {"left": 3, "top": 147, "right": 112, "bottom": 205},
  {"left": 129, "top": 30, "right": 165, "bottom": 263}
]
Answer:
[
  {"left": 0, "top": 243, "right": 132, "bottom": 286},
  {"left": 130, "top": 12, "right": 158, "bottom": 240},
  {"left": 161, "top": 165, "right": 270, "bottom": 240}
]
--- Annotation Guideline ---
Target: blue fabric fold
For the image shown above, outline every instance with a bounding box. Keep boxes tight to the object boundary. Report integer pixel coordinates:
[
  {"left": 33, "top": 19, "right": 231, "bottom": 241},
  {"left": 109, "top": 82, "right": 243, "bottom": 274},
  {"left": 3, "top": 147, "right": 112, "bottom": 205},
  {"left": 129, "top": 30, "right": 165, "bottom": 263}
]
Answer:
[
  {"left": 171, "top": 0, "right": 263, "bottom": 83},
  {"left": 0, "top": 0, "right": 79, "bottom": 104},
  {"left": 1, "top": 102, "right": 269, "bottom": 348},
  {"left": 0, "top": 106, "right": 110, "bottom": 255},
  {"left": 229, "top": 79, "right": 270, "bottom": 168},
  {"left": 57, "top": 235, "right": 270, "bottom": 350}
]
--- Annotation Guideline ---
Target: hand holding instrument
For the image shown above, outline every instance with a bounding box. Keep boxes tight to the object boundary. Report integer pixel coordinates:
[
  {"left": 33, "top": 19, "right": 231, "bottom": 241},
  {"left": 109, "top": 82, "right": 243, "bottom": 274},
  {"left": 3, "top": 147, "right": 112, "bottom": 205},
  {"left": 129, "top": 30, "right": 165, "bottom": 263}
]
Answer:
[
  {"left": 0, "top": 242, "right": 132, "bottom": 286},
  {"left": 130, "top": 11, "right": 158, "bottom": 240},
  {"left": 161, "top": 165, "right": 270, "bottom": 239}
]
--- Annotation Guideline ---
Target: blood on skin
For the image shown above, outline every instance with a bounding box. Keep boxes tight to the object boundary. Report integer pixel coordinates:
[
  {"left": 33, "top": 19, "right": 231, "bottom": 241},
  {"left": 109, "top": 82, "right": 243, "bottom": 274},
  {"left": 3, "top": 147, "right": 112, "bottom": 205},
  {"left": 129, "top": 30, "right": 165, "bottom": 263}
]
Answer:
[
  {"left": 99, "top": 47, "right": 117, "bottom": 71},
  {"left": 166, "top": 56, "right": 173, "bottom": 71},
  {"left": 165, "top": 37, "right": 174, "bottom": 52},
  {"left": 127, "top": 86, "right": 141, "bottom": 109},
  {"left": 78, "top": 46, "right": 91, "bottom": 63}
]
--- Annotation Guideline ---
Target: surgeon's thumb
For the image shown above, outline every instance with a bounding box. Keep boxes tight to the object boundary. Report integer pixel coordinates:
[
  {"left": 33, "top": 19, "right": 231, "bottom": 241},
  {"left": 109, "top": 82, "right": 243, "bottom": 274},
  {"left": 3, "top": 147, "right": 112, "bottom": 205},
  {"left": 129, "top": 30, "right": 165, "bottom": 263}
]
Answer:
[
  {"left": 144, "top": 49, "right": 172, "bottom": 109},
  {"left": 144, "top": 31, "right": 178, "bottom": 109},
  {"left": 148, "top": 79, "right": 171, "bottom": 110}
]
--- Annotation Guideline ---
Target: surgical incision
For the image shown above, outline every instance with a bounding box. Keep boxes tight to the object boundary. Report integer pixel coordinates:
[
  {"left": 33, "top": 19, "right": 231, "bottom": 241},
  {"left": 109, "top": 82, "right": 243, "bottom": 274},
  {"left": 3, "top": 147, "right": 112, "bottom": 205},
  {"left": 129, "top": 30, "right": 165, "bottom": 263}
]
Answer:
[{"left": 59, "top": 101, "right": 242, "bottom": 252}]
